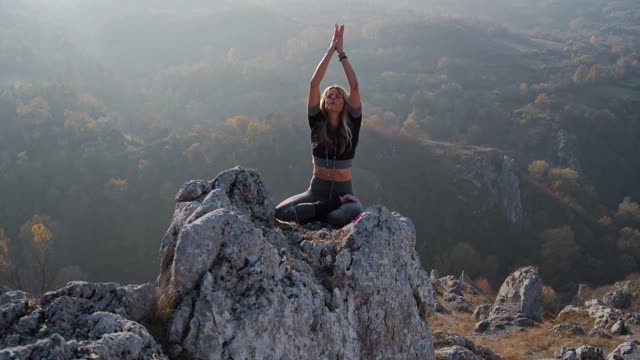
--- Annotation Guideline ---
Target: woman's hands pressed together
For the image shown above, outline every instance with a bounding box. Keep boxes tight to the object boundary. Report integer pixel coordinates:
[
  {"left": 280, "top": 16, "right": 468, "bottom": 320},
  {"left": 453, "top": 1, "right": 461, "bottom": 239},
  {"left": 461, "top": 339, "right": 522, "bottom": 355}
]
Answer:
[{"left": 331, "top": 24, "right": 345, "bottom": 53}]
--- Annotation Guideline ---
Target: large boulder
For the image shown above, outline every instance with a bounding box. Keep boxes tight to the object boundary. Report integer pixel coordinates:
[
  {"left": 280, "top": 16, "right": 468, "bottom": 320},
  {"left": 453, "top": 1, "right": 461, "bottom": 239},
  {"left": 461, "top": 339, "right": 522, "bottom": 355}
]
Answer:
[
  {"left": 476, "top": 266, "right": 542, "bottom": 332},
  {"left": 155, "top": 167, "right": 436, "bottom": 359},
  {"left": 489, "top": 266, "right": 542, "bottom": 322}
]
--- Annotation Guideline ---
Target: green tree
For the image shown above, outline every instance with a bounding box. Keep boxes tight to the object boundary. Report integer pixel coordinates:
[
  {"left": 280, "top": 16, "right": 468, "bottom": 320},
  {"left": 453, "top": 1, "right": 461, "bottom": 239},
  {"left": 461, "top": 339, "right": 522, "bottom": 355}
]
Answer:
[
  {"left": 19, "top": 215, "right": 56, "bottom": 293},
  {"left": 616, "top": 197, "right": 640, "bottom": 227},
  {"left": 618, "top": 227, "right": 640, "bottom": 260},
  {"left": 540, "top": 226, "right": 581, "bottom": 283},
  {"left": 549, "top": 168, "right": 578, "bottom": 194},
  {"left": 528, "top": 160, "right": 550, "bottom": 179},
  {"left": 64, "top": 111, "right": 96, "bottom": 136},
  {"left": 450, "top": 242, "right": 483, "bottom": 278},
  {"left": 572, "top": 64, "right": 589, "bottom": 84},
  {"left": 16, "top": 96, "right": 50, "bottom": 125}
]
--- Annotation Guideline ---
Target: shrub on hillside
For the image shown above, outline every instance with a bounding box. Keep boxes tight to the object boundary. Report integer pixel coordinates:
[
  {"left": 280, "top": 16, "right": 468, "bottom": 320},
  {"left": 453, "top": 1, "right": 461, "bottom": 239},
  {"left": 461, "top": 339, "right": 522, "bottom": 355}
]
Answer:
[
  {"left": 541, "top": 285, "right": 559, "bottom": 316},
  {"left": 474, "top": 276, "right": 494, "bottom": 295}
]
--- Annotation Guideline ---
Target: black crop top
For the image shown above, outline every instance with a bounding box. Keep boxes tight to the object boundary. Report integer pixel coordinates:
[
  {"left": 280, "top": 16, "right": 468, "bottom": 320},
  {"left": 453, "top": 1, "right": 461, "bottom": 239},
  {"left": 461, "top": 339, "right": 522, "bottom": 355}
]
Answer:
[{"left": 308, "top": 104, "right": 362, "bottom": 161}]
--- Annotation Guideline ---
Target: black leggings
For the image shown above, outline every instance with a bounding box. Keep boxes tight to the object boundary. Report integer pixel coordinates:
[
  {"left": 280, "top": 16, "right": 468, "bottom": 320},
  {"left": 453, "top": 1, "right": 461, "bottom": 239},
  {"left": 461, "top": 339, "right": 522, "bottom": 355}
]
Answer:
[{"left": 275, "top": 177, "right": 363, "bottom": 227}]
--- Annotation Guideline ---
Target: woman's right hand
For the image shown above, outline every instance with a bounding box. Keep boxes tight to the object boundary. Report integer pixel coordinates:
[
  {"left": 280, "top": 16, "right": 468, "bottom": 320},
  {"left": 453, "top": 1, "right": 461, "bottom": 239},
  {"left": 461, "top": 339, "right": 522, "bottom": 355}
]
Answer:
[
  {"left": 340, "top": 194, "right": 359, "bottom": 204},
  {"left": 330, "top": 24, "right": 341, "bottom": 51}
]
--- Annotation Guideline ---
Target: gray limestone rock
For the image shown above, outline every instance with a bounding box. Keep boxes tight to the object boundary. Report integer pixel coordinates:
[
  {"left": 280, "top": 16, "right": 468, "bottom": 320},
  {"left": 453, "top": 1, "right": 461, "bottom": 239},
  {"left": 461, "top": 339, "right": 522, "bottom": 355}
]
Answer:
[
  {"left": 41, "top": 281, "right": 154, "bottom": 322},
  {"left": 611, "top": 320, "right": 629, "bottom": 335},
  {"left": 512, "top": 317, "right": 535, "bottom": 327},
  {"left": 556, "top": 347, "right": 577, "bottom": 360},
  {"left": 0, "top": 291, "right": 30, "bottom": 331},
  {"left": 477, "top": 346, "right": 504, "bottom": 360},
  {"left": 585, "top": 299, "right": 624, "bottom": 329},
  {"left": 209, "top": 166, "right": 276, "bottom": 224},
  {"left": 489, "top": 266, "right": 542, "bottom": 322},
  {"left": 498, "top": 155, "right": 523, "bottom": 226},
  {"left": 607, "top": 341, "right": 640, "bottom": 360},
  {"left": 473, "top": 304, "right": 492, "bottom": 320},
  {"left": 550, "top": 323, "right": 586, "bottom": 335},
  {"left": 431, "top": 269, "right": 441, "bottom": 281},
  {"left": 576, "top": 345, "right": 605, "bottom": 360},
  {"left": 443, "top": 335, "right": 476, "bottom": 353},
  {"left": 0, "top": 292, "right": 166, "bottom": 360},
  {"left": 435, "top": 345, "right": 481, "bottom": 360},
  {"left": 474, "top": 320, "right": 491, "bottom": 333},
  {"left": 603, "top": 290, "right": 632, "bottom": 310},
  {"left": 557, "top": 129, "right": 582, "bottom": 174},
  {"left": 175, "top": 179, "right": 211, "bottom": 202},
  {"left": 558, "top": 305, "right": 587, "bottom": 320},
  {"left": 444, "top": 293, "right": 473, "bottom": 313},
  {"left": 155, "top": 169, "right": 436, "bottom": 359}
]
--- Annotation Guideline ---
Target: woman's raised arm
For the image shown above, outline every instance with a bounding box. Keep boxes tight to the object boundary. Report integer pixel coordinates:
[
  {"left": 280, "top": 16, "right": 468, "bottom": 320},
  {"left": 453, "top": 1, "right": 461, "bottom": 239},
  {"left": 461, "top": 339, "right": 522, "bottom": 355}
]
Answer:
[
  {"left": 335, "top": 25, "right": 361, "bottom": 110},
  {"left": 309, "top": 25, "right": 340, "bottom": 107}
]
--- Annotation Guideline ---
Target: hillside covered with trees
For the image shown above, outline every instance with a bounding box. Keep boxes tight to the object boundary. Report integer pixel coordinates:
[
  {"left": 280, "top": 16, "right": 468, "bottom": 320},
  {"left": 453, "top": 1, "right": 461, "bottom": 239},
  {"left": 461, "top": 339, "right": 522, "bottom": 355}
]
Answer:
[{"left": 1, "top": 0, "right": 640, "bottom": 299}]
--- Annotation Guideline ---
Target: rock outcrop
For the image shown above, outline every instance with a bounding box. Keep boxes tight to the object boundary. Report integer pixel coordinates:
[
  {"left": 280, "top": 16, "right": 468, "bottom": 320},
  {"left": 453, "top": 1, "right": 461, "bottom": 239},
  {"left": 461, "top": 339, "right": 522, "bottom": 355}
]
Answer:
[
  {"left": 456, "top": 151, "right": 523, "bottom": 227},
  {"left": 430, "top": 273, "right": 487, "bottom": 315},
  {"left": 607, "top": 341, "right": 640, "bottom": 360},
  {"left": 1, "top": 167, "right": 437, "bottom": 359},
  {"left": 497, "top": 155, "right": 524, "bottom": 226},
  {"left": 155, "top": 167, "right": 436, "bottom": 359},
  {"left": 475, "top": 266, "right": 542, "bottom": 332},
  {"left": 557, "top": 297, "right": 640, "bottom": 335},
  {"left": 0, "top": 282, "right": 166, "bottom": 359},
  {"left": 554, "top": 341, "right": 640, "bottom": 360}
]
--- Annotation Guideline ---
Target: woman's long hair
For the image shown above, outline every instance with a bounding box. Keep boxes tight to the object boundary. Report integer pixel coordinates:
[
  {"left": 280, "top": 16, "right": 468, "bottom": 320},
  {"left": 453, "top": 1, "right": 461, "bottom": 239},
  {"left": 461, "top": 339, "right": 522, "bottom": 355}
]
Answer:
[{"left": 317, "top": 85, "right": 353, "bottom": 155}]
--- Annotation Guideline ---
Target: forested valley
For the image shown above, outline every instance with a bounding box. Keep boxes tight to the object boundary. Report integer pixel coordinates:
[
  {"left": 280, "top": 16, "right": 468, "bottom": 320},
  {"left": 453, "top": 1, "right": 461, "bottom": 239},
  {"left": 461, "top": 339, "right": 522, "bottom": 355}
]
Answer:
[{"left": 1, "top": 0, "right": 640, "bottom": 299}]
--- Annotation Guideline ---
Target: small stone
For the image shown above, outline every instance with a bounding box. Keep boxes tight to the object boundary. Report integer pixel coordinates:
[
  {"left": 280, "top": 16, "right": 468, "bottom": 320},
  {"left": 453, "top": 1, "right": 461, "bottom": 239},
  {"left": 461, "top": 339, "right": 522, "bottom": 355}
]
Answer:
[
  {"left": 555, "top": 347, "right": 575, "bottom": 358},
  {"left": 430, "top": 269, "right": 440, "bottom": 280},
  {"left": 575, "top": 345, "right": 604, "bottom": 360},
  {"left": 435, "top": 345, "right": 481, "bottom": 360},
  {"left": 474, "top": 320, "right": 491, "bottom": 333},
  {"left": 602, "top": 290, "right": 631, "bottom": 310},
  {"left": 477, "top": 346, "right": 504, "bottom": 360},
  {"left": 175, "top": 180, "right": 211, "bottom": 202},
  {"left": 17, "top": 311, "right": 42, "bottom": 333},
  {"left": 550, "top": 323, "right": 585, "bottom": 335},
  {"left": 512, "top": 317, "right": 534, "bottom": 327},
  {"left": 473, "top": 304, "right": 492, "bottom": 320},
  {"left": 610, "top": 320, "right": 629, "bottom": 335}
]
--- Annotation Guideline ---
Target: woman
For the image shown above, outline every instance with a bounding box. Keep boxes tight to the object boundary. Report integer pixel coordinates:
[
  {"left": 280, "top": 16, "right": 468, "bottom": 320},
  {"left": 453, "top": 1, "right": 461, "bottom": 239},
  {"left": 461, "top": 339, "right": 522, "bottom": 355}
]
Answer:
[{"left": 275, "top": 24, "right": 363, "bottom": 227}]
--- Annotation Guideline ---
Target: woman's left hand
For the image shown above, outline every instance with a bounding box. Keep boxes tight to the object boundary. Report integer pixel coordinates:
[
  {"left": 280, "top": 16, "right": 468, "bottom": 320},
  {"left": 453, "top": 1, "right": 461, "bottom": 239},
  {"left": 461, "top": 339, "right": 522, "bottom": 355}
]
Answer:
[
  {"left": 340, "top": 194, "right": 358, "bottom": 204},
  {"left": 335, "top": 24, "right": 345, "bottom": 53}
]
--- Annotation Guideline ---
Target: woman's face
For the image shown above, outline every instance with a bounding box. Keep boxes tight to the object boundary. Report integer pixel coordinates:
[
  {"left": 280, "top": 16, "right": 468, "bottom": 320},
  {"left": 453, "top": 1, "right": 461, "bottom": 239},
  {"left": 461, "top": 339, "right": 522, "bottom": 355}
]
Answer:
[{"left": 324, "top": 88, "right": 345, "bottom": 113}]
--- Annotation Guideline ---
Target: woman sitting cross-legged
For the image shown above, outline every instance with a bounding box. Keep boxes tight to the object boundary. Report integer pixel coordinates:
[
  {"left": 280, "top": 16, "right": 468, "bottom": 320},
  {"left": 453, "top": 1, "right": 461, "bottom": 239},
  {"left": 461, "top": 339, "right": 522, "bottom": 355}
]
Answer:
[{"left": 275, "top": 24, "right": 363, "bottom": 227}]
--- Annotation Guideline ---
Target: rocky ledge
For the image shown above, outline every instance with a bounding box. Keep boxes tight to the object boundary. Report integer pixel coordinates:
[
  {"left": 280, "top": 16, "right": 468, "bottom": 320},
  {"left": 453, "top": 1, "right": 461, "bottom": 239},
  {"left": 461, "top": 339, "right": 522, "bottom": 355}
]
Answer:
[{"left": 0, "top": 167, "right": 436, "bottom": 360}]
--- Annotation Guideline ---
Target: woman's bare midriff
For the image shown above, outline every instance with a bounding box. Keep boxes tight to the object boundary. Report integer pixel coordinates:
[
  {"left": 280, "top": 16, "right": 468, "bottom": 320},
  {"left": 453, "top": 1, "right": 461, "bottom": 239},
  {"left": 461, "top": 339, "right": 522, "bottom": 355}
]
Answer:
[{"left": 313, "top": 165, "right": 352, "bottom": 182}]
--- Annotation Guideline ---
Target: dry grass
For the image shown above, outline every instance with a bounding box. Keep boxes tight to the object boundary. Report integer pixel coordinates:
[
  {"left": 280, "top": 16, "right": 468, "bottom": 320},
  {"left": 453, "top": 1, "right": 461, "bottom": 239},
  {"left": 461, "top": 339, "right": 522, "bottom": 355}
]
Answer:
[
  {"left": 429, "top": 312, "right": 477, "bottom": 337},
  {"left": 430, "top": 273, "right": 637, "bottom": 359},
  {"left": 473, "top": 324, "right": 621, "bottom": 359},
  {"left": 429, "top": 290, "right": 621, "bottom": 360}
]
